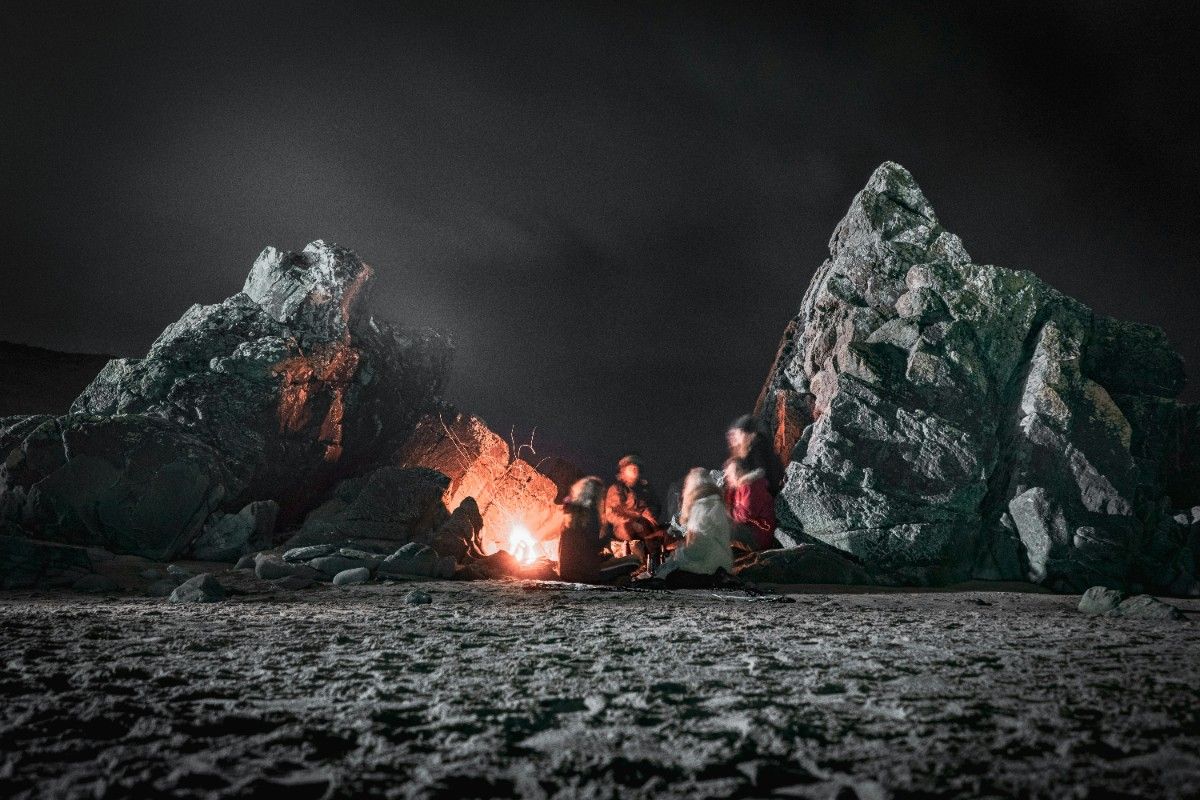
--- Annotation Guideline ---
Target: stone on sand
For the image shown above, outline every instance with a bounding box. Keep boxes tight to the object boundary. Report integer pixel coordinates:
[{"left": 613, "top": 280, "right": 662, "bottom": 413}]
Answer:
[
  {"left": 333, "top": 567, "right": 371, "bottom": 586},
  {"left": 169, "top": 573, "right": 225, "bottom": 603}
]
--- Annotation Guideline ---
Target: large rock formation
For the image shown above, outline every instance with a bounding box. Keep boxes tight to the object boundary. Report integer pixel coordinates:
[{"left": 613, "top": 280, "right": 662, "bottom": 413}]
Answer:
[
  {"left": 71, "top": 241, "right": 451, "bottom": 516},
  {"left": 756, "top": 163, "right": 1199, "bottom": 593},
  {"left": 0, "top": 241, "right": 450, "bottom": 561}
]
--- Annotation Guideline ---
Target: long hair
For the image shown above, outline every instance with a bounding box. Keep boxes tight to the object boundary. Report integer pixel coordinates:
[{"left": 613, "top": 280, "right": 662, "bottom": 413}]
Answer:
[
  {"left": 565, "top": 476, "right": 605, "bottom": 509},
  {"left": 680, "top": 467, "right": 721, "bottom": 526},
  {"left": 730, "top": 415, "right": 785, "bottom": 495}
]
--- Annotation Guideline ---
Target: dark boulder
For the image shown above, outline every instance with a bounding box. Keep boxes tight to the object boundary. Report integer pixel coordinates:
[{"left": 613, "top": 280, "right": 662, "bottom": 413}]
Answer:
[
  {"left": 72, "top": 573, "right": 119, "bottom": 594},
  {"left": 757, "top": 162, "right": 1198, "bottom": 593},
  {"left": 70, "top": 240, "right": 451, "bottom": 523},
  {"left": 1, "top": 241, "right": 451, "bottom": 561},
  {"left": 425, "top": 498, "right": 484, "bottom": 560},
  {"left": 287, "top": 466, "right": 451, "bottom": 549},
  {"left": 0, "top": 527, "right": 94, "bottom": 589},
  {"left": 1, "top": 414, "right": 233, "bottom": 561},
  {"left": 169, "top": 573, "right": 226, "bottom": 603}
]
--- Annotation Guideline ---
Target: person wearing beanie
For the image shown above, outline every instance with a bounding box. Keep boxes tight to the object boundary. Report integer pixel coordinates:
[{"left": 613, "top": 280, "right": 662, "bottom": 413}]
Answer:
[{"left": 603, "top": 452, "right": 666, "bottom": 572}]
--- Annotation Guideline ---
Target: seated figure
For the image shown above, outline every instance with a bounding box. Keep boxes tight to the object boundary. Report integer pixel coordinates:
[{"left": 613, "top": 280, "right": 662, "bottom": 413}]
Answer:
[
  {"left": 556, "top": 476, "right": 607, "bottom": 583},
  {"left": 656, "top": 467, "right": 734, "bottom": 579},
  {"left": 603, "top": 453, "right": 666, "bottom": 572},
  {"left": 724, "top": 457, "right": 778, "bottom": 552}
]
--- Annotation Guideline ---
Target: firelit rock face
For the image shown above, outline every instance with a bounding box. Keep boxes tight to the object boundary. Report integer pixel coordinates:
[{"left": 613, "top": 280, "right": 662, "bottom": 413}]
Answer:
[
  {"left": 394, "top": 410, "right": 571, "bottom": 559},
  {"left": 69, "top": 241, "right": 450, "bottom": 518},
  {"left": 0, "top": 241, "right": 450, "bottom": 560},
  {"left": 757, "top": 162, "right": 1198, "bottom": 593}
]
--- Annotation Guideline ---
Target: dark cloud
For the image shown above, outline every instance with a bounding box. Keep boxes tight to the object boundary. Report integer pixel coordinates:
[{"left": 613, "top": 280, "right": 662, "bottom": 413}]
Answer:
[{"left": 3, "top": 2, "right": 1197, "bottom": 492}]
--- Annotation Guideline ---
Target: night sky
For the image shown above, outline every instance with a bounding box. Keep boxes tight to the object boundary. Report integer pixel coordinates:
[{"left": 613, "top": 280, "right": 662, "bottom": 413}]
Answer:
[{"left": 3, "top": 2, "right": 1198, "bottom": 493}]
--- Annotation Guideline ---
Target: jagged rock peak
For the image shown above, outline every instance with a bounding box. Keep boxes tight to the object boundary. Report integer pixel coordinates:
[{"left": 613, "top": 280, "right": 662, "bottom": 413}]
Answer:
[
  {"left": 1, "top": 241, "right": 450, "bottom": 560},
  {"left": 242, "top": 240, "right": 373, "bottom": 338},
  {"left": 827, "top": 161, "right": 970, "bottom": 268},
  {"left": 757, "top": 161, "right": 1198, "bottom": 594}
]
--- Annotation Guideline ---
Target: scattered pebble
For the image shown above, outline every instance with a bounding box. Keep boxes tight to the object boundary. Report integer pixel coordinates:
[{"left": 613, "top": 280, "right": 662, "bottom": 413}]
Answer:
[
  {"left": 168, "top": 573, "right": 225, "bottom": 604},
  {"left": 1079, "top": 586, "right": 1125, "bottom": 616},
  {"left": 405, "top": 589, "right": 432, "bottom": 605}
]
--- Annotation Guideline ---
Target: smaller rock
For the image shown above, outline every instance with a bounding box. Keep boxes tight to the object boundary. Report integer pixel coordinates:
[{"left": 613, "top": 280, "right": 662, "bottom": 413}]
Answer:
[
  {"left": 381, "top": 542, "right": 443, "bottom": 577},
  {"left": 310, "top": 555, "right": 376, "bottom": 578},
  {"left": 255, "top": 554, "right": 316, "bottom": 581},
  {"left": 282, "top": 544, "right": 340, "bottom": 563},
  {"left": 234, "top": 554, "right": 257, "bottom": 570},
  {"left": 272, "top": 573, "right": 317, "bottom": 591},
  {"left": 1079, "top": 586, "right": 1126, "bottom": 616},
  {"left": 169, "top": 573, "right": 225, "bottom": 603},
  {"left": 190, "top": 500, "right": 279, "bottom": 562},
  {"left": 405, "top": 589, "right": 432, "bottom": 605},
  {"left": 337, "top": 548, "right": 383, "bottom": 561},
  {"left": 72, "top": 574, "right": 119, "bottom": 594},
  {"left": 43, "top": 567, "right": 91, "bottom": 588},
  {"left": 1114, "top": 594, "right": 1185, "bottom": 621},
  {"left": 333, "top": 567, "right": 371, "bottom": 586},
  {"left": 166, "top": 564, "right": 192, "bottom": 580}
]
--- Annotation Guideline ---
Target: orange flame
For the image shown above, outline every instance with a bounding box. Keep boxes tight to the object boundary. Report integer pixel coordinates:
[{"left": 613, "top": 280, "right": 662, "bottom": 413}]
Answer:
[{"left": 506, "top": 523, "right": 539, "bottom": 567}]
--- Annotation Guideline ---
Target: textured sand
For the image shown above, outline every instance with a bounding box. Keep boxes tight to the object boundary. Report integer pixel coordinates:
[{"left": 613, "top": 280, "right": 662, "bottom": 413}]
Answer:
[{"left": 1, "top": 581, "right": 1197, "bottom": 799}]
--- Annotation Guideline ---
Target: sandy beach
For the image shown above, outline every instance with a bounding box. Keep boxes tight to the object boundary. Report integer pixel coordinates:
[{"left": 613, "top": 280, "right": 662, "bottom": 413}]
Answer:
[{"left": 1, "top": 581, "right": 1196, "bottom": 799}]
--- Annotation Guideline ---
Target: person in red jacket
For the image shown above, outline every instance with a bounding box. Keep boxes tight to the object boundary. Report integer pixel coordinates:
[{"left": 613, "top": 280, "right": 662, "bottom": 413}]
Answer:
[{"left": 723, "top": 457, "right": 777, "bottom": 551}]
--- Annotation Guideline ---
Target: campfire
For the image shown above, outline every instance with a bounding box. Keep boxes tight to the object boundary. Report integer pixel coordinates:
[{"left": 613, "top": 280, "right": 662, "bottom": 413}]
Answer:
[
  {"left": 463, "top": 513, "right": 563, "bottom": 580},
  {"left": 398, "top": 412, "right": 581, "bottom": 579},
  {"left": 484, "top": 514, "right": 560, "bottom": 565},
  {"left": 504, "top": 522, "right": 540, "bottom": 567}
]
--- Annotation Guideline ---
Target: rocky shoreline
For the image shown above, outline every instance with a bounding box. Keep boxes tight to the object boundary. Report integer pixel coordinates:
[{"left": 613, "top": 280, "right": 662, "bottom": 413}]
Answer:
[{"left": 3, "top": 164, "right": 1197, "bottom": 597}]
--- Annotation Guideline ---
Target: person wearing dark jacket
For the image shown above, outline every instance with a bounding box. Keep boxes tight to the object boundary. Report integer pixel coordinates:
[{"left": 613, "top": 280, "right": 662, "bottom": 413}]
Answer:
[
  {"left": 604, "top": 453, "right": 666, "bottom": 571},
  {"left": 556, "top": 476, "right": 607, "bottom": 583}
]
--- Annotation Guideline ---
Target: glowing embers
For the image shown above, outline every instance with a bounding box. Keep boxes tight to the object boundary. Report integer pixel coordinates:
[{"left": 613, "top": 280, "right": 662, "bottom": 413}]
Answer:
[
  {"left": 506, "top": 522, "right": 539, "bottom": 567},
  {"left": 478, "top": 512, "right": 562, "bottom": 572}
]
